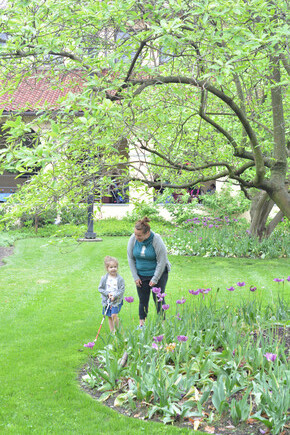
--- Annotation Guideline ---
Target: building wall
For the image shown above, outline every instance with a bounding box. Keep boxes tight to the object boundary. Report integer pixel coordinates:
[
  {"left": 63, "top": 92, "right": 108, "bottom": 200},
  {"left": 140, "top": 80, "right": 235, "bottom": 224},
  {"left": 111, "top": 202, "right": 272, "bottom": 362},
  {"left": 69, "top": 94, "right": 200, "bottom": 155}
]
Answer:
[{"left": 94, "top": 202, "right": 174, "bottom": 221}]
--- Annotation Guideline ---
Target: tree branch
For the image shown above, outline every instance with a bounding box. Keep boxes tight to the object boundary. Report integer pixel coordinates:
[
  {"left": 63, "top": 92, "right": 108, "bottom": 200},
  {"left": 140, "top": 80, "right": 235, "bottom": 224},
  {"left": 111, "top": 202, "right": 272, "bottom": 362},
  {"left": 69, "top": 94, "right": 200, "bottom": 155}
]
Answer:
[
  {"left": 280, "top": 53, "right": 290, "bottom": 76},
  {"left": 265, "top": 210, "right": 284, "bottom": 237},
  {"left": 199, "top": 89, "right": 240, "bottom": 152},
  {"left": 127, "top": 75, "right": 266, "bottom": 185}
]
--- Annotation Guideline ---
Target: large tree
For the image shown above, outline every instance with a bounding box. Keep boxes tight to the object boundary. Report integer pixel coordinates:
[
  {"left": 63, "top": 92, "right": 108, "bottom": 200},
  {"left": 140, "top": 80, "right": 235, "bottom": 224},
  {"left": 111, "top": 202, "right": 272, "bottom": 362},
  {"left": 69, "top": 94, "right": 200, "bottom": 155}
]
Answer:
[{"left": 0, "top": 0, "right": 289, "bottom": 236}]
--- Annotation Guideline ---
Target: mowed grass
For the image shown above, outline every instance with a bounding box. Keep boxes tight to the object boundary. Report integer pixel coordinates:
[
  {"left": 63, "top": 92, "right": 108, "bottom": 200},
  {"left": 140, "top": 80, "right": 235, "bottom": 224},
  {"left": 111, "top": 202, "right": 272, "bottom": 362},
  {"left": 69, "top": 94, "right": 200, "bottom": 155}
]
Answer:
[{"left": 0, "top": 237, "right": 289, "bottom": 434}]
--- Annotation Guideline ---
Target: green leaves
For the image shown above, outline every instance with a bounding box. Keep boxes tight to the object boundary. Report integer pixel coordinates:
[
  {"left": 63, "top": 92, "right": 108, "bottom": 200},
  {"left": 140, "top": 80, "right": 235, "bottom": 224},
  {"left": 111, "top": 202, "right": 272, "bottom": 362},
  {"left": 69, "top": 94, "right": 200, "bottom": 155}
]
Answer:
[
  {"left": 212, "top": 376, "right": 229, "bottom": 415},
  {"left": 82, "top": 296, "right": 289, "bottom": 432},
  {"left": 91, "top": 347, "right": 125, "bottom": 389},
  {"left": 230, "top": 390, "right": 251, "bottom": 425},
  {"left": 0, "top": 0, "right": 288, "bottom": 219}
]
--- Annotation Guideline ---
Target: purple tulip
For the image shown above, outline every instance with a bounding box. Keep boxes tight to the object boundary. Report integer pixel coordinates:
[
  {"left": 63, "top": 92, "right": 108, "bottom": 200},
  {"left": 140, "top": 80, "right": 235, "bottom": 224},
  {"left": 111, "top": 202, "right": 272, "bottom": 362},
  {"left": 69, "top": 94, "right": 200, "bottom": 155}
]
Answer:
[
  {"left": 287, "top": 276, "right": 290, "bottom": 282},
  {"left": 189, "top": 289, "right": 200, "bottom": 295},
  {"left": 153, "top": 335, "right": 164, "bottom": 343},
  {"left": 208, "top": 224, "right": 214, "bottom": 228},
  {"left": 273, "top": 278, "right": 284, "bottom": 282},
  {"left": 200, "top": 288, "right": 211, "bottom": 294},
  {"left": 177, "top": 335, "right": 188, "bottom": 342},
  {"left": 227, "top": 286, "right": 235, "bottom": 291},
  {"left": 176, "top": 297, "right": 186, "bottom": 304},
  {"left": 152, "top": 287, "right": 161, "bottom": 294},
  {"left": 125, "top": 296, "right": 134, "bottom": 303},
  {"left": 264, "top": 352, "right": 277, "bottom": 362},
  {"left": 237, "top": 282, "right": 245, "bottom": 287},
  {"left": 162, "top": 304, "right": 170, "bottom": 310},
  {"left": 157, "top": 292, "right": 167, "bottom": 302},
  {"left": 84, "top": 342, "right": 95, "bottom": 348},
  {"left": 152, "top": 342, "right": 159, "bottom": 350},
  {"left": 176, "top": 313, "right": 181, "bottom": 320},
  {"left": 250, "top": 286, "right": 257, "bottom": 292}
]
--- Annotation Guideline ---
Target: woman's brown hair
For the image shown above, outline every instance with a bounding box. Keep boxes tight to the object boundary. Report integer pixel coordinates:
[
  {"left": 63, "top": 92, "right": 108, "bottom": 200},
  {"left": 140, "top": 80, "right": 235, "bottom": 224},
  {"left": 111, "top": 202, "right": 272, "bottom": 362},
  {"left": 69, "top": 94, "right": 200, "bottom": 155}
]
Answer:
[{"left": 135, "top": 216, "right": 151, "bottom": 234}]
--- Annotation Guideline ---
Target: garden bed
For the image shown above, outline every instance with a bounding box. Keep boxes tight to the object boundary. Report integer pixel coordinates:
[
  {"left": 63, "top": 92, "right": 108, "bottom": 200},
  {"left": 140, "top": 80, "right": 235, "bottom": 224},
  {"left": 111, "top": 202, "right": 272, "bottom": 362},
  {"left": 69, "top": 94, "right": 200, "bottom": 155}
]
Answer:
[
  {"left": 80, "top": 296, "right": 289, "bottom": 435},
  {"left": 79, "top": 354, "right": 289, "bottom": 435}
]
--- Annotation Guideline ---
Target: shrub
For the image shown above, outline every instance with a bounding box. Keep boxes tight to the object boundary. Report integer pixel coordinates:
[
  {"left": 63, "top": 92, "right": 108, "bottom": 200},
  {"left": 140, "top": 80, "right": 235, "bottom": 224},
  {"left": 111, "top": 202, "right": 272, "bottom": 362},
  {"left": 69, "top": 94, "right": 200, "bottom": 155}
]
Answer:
[
  {"left": 125, "top": 200, "right": 165, "bottom": 222},
  {"left": 0, "top": 218, "right": 173, "bottom": 247},
  {"left": 201, "top": 186, "right": 249, "bottom": 217},
  {"left": 20, "top": 208, "right": 58, "bottom": 228},
  {"left": 59, "top": 204, "right": 87, "bottom": 225},
  {"left": 155, "top": 189, "right": 201, "bottom": 224},
  {"left": 95, "top": 218, "right": 173, "bottom": 236}
]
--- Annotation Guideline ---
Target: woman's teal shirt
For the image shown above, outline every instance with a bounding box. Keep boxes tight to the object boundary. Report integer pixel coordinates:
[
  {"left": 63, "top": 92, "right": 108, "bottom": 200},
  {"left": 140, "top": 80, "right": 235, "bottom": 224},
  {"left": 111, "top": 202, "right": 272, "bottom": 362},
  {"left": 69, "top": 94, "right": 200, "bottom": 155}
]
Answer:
[{"left": 133, "top": 231, "right": 157, "bottom": 276}]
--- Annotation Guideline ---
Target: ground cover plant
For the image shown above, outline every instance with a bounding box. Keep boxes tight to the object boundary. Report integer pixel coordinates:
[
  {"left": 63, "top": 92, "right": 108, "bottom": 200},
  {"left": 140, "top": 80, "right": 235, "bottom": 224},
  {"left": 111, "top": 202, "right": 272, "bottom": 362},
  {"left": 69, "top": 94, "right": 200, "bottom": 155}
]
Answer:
[
  {"left": 0, "top": 216, "right": 173, "bottom": 246},
  {"left": 82, "top": 283, "right": 290, "bottom": 434}
]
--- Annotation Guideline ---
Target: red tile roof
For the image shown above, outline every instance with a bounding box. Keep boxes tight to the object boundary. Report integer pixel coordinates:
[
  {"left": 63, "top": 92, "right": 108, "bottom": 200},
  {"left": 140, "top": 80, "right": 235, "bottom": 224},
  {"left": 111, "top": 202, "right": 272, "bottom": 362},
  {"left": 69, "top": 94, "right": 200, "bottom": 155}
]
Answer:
[{"left": 0, "top": 70, "right": 86, "bottom": 113}]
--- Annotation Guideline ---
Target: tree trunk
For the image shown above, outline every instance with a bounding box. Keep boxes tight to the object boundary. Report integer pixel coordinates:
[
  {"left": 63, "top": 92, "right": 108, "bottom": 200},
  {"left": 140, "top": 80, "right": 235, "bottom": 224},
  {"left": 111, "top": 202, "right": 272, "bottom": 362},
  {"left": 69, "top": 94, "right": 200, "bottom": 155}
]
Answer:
[
  {"left": 249, "top": 191, "right": 283, "bottom": 239},
  {"left": 263, "top": 53, "right": 290, "bottom": 220},
  {"left": 266, "top": 183, "right": 290, "bottom": 219},
  {"left": 34, "top": 213, "right": 39, "bottom": 234}
]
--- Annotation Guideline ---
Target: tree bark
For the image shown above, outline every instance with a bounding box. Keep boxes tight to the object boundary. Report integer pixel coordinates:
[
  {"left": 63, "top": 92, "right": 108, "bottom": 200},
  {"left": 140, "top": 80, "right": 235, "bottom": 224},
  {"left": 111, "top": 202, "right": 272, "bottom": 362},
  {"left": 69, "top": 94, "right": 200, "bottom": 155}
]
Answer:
[{"left": 249, "top": 191, "right": 283, "bottom": 239}]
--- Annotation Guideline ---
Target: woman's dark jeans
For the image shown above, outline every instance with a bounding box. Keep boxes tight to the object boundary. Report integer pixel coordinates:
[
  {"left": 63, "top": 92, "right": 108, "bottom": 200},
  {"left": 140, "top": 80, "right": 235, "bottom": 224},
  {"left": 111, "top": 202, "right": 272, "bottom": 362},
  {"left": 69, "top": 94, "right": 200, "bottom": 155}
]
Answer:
[{"left": 137, "top": 269, "right": 168, "bottom": 320}]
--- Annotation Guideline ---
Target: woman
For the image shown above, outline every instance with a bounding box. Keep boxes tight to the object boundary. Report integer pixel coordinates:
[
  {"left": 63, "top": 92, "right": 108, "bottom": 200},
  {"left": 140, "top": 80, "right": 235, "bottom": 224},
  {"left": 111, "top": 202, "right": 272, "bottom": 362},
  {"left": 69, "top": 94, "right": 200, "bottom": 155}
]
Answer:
[{"left": 127, "top": 216, "right": 171, "bottom": 328}]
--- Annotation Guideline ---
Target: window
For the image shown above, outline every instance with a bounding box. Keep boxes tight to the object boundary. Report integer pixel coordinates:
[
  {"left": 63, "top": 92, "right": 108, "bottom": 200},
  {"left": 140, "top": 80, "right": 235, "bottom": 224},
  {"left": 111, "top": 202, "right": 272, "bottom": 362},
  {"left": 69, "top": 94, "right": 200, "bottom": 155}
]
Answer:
[
  {"left": 0, "top": 32, "right": 8, "bottom": 47},
  {"left": 115, "top": 30, "right": 136, "bottom": 63},
  {"left": 101, "top": 180, "right": 129, "bottom": 204}
]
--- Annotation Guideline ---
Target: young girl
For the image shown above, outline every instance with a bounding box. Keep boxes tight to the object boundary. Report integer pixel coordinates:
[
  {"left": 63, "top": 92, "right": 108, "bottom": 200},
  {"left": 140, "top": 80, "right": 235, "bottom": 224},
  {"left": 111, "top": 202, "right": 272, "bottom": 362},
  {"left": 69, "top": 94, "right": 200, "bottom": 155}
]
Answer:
[{"left": 98, "top": 256, "right": 125, "bottom": 333}]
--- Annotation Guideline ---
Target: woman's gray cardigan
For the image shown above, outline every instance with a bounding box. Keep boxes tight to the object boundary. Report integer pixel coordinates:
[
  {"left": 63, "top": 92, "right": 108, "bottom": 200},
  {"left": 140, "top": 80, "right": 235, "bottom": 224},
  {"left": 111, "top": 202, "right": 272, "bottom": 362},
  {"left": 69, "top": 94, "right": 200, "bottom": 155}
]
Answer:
[
  {"left": 98, "top": 273, "right": 125, "bottom": 307},
  {"left": 127, "top": 232, "right": 171, "bottom": 284}
]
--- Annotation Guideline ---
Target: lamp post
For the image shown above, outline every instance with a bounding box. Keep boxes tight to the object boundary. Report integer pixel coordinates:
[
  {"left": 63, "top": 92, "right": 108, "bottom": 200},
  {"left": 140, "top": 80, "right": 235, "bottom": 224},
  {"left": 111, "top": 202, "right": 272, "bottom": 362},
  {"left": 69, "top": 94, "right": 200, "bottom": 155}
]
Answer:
[
  {"left": 78, "top": 193, "right": 102, "bottom": 242},
  {"left": 85, "top": 193, "right": 96, "bottom": 239},
  {"left": 79, "top": 89, "right": 102, "bottom": 242}
]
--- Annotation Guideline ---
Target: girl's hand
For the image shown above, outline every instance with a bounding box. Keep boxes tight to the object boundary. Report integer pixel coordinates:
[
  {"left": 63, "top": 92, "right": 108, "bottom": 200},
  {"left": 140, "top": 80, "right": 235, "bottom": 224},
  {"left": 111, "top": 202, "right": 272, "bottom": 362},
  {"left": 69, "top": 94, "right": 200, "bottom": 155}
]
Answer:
[
  {"left": 135, "top": 279, "right": 142, "bottom": 287},
  {"left": 109, "top": 294, "right": 115, "bottom": 301}
]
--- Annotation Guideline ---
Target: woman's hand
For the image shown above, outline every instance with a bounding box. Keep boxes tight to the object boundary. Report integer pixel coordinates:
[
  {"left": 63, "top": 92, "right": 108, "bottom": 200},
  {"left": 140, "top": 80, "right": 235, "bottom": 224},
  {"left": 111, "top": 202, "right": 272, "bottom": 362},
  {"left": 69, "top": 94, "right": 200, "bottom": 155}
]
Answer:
[
  {"left": 149, "top": 280, "right": 157, "bottom": 287},
  {"left": 135, "top": 279, "right": 142, "bottom": 287}
]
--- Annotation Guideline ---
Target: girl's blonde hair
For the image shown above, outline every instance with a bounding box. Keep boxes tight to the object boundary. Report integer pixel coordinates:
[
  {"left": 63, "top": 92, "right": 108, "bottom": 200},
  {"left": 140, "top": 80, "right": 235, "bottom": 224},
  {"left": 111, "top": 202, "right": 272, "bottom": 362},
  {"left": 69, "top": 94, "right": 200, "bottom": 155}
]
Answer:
[{"left": 104, "top": 256, "right": 118, "bottom": 269}]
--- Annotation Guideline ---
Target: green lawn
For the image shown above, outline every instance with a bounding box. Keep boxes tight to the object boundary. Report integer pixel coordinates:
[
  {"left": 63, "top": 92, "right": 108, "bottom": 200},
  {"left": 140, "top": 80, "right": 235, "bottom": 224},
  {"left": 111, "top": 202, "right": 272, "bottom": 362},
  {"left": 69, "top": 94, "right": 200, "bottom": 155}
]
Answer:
[{"left": 0, "top": 237, "right": 289, "bottom": 434}]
